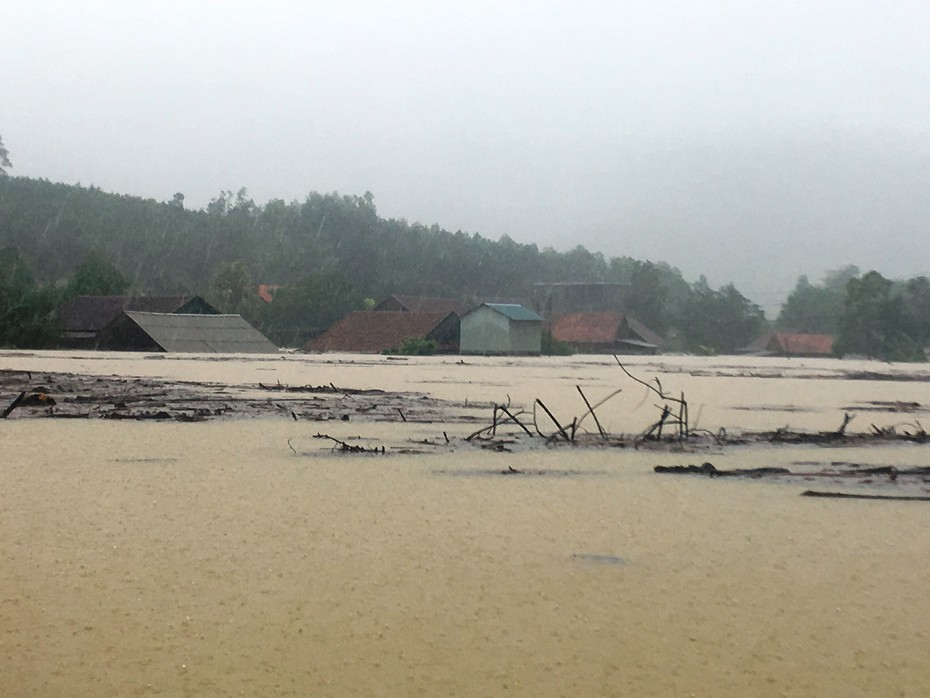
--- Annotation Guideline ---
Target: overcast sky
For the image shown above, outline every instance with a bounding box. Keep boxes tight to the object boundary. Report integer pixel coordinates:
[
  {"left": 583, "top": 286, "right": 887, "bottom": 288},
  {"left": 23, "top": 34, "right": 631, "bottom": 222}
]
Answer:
[{"left": 4, "top": 1, "right": 930, "bottom": 311}]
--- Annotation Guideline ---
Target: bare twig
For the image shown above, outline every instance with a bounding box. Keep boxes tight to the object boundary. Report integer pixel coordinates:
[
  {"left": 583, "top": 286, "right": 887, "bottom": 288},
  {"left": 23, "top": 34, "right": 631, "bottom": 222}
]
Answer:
[
  {"left": 535, "top": 399, "right": 572, "bottom": 442},
  {"left": 313, "top": 433, "right": 384, "bottom": 454},
  {"left": 576, "top": 385, "right": 607, "bottom": 438},
  {"left": 1, "top": 391, "right": 26, "bottom": 418}
]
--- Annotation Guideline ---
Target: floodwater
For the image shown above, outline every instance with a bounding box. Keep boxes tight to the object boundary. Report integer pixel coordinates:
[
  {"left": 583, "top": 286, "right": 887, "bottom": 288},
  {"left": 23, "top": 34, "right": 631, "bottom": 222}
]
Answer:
[{"left": 2, "top": 351, "right": 930, "bottom": 696}]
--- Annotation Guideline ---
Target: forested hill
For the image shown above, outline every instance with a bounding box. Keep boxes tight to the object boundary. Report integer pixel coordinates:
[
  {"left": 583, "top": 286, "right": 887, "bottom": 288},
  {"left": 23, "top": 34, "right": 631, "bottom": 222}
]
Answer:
[
  {"left": 0, "top": 175, "right": 766, "bottom": 350},
  {"left": 0, "top": 176, "right": 667, "bottom": 297}
]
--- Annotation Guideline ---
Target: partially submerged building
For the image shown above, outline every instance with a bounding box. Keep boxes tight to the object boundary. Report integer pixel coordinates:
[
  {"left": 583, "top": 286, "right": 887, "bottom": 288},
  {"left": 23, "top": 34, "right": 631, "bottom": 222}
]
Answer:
[
  {"left": 57, "top": 295, "right": 218, "bottom": 349},
  {"left": 98, "top": 311, "right": 277, "bottom": 353},
  {"left": 551, "top": 311, "right": 665, "bottom": 354},
  {"left": 744, "top": 331, "right": 834, "bottom": 358},
  {"left": 307, "top": 311, "right": 460, "bottom": 353},
  {"left": 459, "top": 303, "right": 543, "bottom": 355}
]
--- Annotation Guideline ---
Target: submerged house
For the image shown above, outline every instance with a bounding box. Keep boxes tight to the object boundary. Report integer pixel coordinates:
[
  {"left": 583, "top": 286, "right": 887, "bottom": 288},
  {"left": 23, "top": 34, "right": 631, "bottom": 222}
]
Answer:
[
  {"left": 56, "top": 295, "right": 218, "bottom": 349},
  {"left": 306, "top": 311, "right": 460, "bottom": 353},
  {"left": 459, "top": 303, "right": 543, "bottom": 355},
  {"left": 374, "top": 294, "right": 467, "bottom": 316},
  {"left": 551, "top": 311, "right": 665, "bottom": 354},
  {"left": 98, "top": 311, "right": 277, "bottom": 353},
  {"left": 744, "top": 331, "right": 834, "bottom": 358}
]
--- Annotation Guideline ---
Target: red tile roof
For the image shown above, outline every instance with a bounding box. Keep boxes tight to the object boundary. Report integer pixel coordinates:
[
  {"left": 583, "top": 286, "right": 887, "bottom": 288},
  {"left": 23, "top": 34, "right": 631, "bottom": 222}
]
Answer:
[
  {"left": 551, "top": 312, "right": 665, "bottom": 348},
  {"left": 552, "top": 312, "right": 623, "bottom": 344},
  {"left": 307, "top": 311, "right": 454, "bottom": 353},
  {"left": 775, "top": 332, "right": 834, "bottom": 356},
  {"left": 746, "top": 332, "right": 834, "bottom": 356}
]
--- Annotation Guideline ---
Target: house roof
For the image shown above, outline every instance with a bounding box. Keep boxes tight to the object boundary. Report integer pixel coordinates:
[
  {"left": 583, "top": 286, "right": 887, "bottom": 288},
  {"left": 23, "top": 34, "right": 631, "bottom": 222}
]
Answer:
[
  {"left": 775, "top": 332, "right": 834, "bottom": 356},
  {"left": 57, "top": 295, "right": 212, "bottom": 332},
  {"left": 551, "top": 311, "right": 665, "bottom": 348},
  {"left": 308, "top": 311, "right": 455, "bottom": 353},
  {"left": 376, "top": 295, "right": 467, "bottom": 315},
  {"left": 746, "top": 331, "right": 834, "bottom": 356},
  {"left": 123, "top": 311, "right": 277, "bottom": 353},
  {"left": 552, "top": 312, "right": 623, "bottom": 344},
  {"left": 471, "top": 303, "right": 543, "bottom": 322},
  {"left": 623, "top": 315, "right": 666, "bottom": 348}
]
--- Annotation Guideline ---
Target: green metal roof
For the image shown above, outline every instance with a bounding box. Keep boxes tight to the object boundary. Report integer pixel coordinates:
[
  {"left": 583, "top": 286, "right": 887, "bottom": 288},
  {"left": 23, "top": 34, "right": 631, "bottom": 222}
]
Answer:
[{"left": 482, "top": 303, "right": 543, "bottom": 322}]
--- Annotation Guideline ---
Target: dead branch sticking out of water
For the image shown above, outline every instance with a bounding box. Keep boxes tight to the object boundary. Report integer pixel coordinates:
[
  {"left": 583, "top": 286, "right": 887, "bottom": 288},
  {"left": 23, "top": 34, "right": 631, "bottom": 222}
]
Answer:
[
  {"left": 575, "top": 385, "right": 609, "bottom": 439},
  {"left": 2, "top": 391, "right": 26, "bottom": 418},
  {"left": 312, "top": 433, "right": 385, "bottom": 454},
  {"left": 464, "top": 360, "right": 693, "bottom": 448},
  {"left": 615, "top": 356, "right": 689, "bottom": 442},
  {"left": 801, "top": 490, "right": 930, "bottom": 501},
  {"left": 258, "top": 381, "right": 385, "bottom": 395},
  {"left": 534, "top": 399, "right": 574, "bottom": 443},
  {"left": 655, "top": 463, "right": 791, "bottom": 478},
  {"left": 465, "top": 397, "right": 533, "bottom": 442}
]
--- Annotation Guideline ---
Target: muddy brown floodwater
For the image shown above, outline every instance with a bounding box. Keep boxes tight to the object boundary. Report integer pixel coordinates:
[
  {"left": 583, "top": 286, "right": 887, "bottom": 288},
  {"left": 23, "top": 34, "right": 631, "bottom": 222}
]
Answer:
[{"left": 2, "top": 350, "right": 930, "bottom": 696}]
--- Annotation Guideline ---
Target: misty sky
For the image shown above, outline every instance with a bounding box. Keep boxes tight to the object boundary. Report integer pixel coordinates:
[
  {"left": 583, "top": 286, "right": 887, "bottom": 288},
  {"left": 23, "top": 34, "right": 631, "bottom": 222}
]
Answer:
[{"left": 4, "top": 1, "right": 930, "bottom": 311}]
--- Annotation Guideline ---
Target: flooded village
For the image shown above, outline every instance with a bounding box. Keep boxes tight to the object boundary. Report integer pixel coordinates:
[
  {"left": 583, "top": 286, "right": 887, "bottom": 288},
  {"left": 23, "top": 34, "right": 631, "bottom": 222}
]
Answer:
[
  {"left": 6, "top": 4, "right": 930, "bottom": 692},
  {"left": 4, "top": 329, "right": 930, "bottom": 695}
]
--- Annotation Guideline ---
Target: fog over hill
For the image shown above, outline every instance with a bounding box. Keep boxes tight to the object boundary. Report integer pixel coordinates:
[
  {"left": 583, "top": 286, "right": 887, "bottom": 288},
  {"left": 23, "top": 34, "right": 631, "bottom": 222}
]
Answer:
[{"left": 4, "top": 2, "right": 930, "bottom": 312}]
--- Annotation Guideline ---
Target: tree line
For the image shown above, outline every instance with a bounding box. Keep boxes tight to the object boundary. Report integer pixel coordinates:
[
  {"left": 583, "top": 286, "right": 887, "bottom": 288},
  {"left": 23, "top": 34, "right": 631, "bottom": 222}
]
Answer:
[
  {"left": 777, "top": 266, "right": 930, "bottom": 361},
  {"left": 0, "top": 173, "right": 924, "bottom": 359}
]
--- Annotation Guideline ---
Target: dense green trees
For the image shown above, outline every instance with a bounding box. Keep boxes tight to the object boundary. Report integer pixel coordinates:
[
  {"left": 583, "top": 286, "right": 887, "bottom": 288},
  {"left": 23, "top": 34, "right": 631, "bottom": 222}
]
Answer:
[
  {"left": 777, "top": 265, "right": 859, "bottom": 334},
  {"left": 674, "top": 277, "right": 765, "bottom": 354},
  {"left": 258, "top": 274, "right": 359, "bottom": 347},
  {"left": 0, "top": 248, "right": 60, "bottom": 348},
  {"left": 6, "top": 171, "right": 930, "bottom": 361},
  {"left": 65, "top": 250, "right": 131, "bottom": 297},
  {"left": 833, "top": 271, "right": 925, "bottom": 361},
  {"left": 5, "top": 174, "right": 930, "bottom": 360}
]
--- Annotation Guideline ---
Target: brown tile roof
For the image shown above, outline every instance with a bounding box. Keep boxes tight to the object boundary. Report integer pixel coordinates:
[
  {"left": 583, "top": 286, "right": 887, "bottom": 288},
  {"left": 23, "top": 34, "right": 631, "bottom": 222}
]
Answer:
[
  {"left": 375, "top": 295, "right": 467, "bottom": 315},
  {"left": 551, "top": 312, "right": 665, "bottom": 348},
  {"left": 57, "top": 295, "right": 210, "bottom": 332},
  {"left": 775, "top": 332, "right": 834, "bottom": 356},
  {"left": 307, "top": 311, "right": 454, "bottom": 353},
  {"left": 746, "top": 332, "right": 834, "bottom": 356},
  {"left": 552, "top": 312, "right": 622, "bottom": 344}
]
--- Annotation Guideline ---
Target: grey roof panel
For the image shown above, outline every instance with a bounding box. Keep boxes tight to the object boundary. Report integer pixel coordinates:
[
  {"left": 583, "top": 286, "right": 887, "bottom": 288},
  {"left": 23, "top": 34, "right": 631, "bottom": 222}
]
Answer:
[{"left": 124, "top": 312, "right": 277, "bottom": 353}]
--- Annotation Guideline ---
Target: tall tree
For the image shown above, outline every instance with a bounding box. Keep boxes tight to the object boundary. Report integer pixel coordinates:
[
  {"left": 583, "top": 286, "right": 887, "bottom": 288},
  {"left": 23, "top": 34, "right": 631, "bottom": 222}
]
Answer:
[
  {"left": 0, "top": 134, "right": 10, "bottom": 174},
  {"left": 624, "top": 260, "right": 671, "bottom": 335},
  {"left": 675, "top": 277, "right": 766, "bottom": 353},
  {"left": 777, "top": 265, "right": 860, "bottom": 334},
  {"left": 0, "top": 248, "right": 60, "bottom": 347},
  {"left": 258, "top": 273, "right": 359, "bottom": 347},
  {"left": 65, "top": 250, "right": 131, "bottom": 297},
  {"left": 834, "top": 270, "right": 920, "bottom": 360}
]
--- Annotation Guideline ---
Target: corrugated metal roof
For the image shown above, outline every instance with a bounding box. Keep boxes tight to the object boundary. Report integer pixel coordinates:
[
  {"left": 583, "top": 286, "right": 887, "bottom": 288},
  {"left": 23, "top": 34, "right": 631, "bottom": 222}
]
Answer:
[
  {"left": 124, "top": 311, "right": 277, "bottom": 353},
  {"left": 480, "top": 303, "right": 543, "bottom": 322}
]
